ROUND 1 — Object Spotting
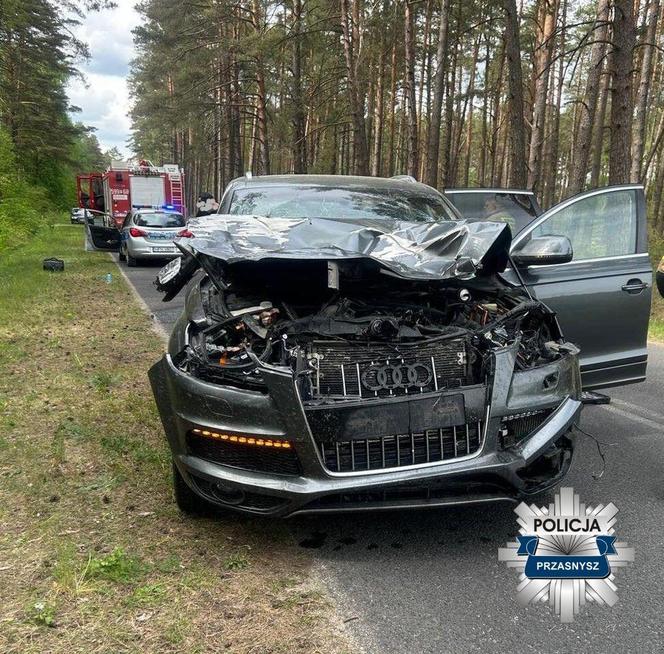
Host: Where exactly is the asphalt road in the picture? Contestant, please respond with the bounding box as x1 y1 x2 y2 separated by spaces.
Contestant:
118 255 664 653
112 257 185 339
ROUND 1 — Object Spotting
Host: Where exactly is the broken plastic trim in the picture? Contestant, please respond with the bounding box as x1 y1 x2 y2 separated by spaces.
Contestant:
155 243 200 301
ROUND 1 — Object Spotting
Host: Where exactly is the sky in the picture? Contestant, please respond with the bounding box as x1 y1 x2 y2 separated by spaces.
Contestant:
66 0 141 158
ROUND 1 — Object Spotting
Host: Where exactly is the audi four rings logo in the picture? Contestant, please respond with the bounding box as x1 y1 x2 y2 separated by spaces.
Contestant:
361 362 433 391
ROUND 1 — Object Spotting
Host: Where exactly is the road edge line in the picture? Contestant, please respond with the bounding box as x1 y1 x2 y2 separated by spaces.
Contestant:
108 253 169 344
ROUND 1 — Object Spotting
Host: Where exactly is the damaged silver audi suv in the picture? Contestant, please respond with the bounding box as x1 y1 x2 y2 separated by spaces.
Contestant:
136 175 651 516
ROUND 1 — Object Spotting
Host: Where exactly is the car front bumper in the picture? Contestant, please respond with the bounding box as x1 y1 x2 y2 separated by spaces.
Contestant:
149 344 582 517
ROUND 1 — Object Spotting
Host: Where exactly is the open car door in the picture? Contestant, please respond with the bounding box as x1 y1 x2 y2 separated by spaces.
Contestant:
84 211 121 252
509 185 651 390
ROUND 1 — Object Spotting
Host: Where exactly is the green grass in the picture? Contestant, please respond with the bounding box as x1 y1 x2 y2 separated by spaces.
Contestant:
28 600 57 628
85 548 146 584
0 218 348 654
124 583 168 608
89 370 120 392
223 551 251 571
649 314 664 341
649 231 664 342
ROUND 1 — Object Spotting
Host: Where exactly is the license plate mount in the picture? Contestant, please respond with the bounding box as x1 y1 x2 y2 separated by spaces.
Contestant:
306 393 466 442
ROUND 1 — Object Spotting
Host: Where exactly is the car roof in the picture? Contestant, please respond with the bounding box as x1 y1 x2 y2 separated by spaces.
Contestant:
224 174 444 197
444 187 535 196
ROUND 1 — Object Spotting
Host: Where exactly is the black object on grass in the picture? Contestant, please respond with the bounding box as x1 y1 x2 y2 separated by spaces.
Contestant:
43 258 64 272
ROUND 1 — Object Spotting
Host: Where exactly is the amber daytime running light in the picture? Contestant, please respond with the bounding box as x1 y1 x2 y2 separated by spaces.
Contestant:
191 428 292 449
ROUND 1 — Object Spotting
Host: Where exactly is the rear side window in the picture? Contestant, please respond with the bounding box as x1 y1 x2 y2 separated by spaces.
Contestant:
134 212 185 228
531 189 637 261
446 192 539 234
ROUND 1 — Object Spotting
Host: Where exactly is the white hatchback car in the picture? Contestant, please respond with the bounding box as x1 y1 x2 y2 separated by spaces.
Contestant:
119 209 187 266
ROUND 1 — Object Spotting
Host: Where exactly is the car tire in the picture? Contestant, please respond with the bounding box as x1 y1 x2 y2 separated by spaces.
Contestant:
118 248 126 262
127 254 138 267
172 461 216 515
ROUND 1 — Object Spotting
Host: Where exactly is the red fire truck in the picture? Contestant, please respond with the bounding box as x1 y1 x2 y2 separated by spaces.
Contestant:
77 160 186 228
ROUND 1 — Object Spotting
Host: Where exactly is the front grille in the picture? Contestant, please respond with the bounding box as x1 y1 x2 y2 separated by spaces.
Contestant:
319 421 483 473
310 338 468 399
186 432 301 475
500 409 554 447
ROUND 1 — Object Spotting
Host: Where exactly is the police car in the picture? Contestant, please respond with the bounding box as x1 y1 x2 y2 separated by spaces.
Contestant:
119 207 188 267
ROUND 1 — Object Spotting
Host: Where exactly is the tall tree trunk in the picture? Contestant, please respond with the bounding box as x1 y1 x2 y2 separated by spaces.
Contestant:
247 110 257 172
371 46 386 176
567 0 610 194
652 152 664 230
502 0 528 188
527 0 558 195
251 0 270 174
478 36 491 186
643 110 664 179
590 55 611 186
340 0 370 174
291 0 307 173
442 1 461 185
609 0 636 184
231 13 244 177
366 75 375 167
543 0 566 207
418 0 433 178
404 0 419 177
462 38 480 186
490 44 507 186
388 41 398 176
424 0 450 187
422 13 435 181
450 54 464 183
631 0 660 182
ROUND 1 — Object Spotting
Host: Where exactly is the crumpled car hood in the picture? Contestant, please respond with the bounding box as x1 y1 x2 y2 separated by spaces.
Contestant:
181 214 512 281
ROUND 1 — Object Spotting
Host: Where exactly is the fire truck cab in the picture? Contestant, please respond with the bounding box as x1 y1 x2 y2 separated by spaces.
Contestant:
77 160 185 229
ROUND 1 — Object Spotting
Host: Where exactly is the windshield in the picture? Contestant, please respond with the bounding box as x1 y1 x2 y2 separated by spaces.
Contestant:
134 212 185 228
445 192 539 234
228 185 457 222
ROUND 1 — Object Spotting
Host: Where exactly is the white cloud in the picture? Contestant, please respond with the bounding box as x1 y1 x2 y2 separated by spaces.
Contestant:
68 73 132 152
67 0 140 157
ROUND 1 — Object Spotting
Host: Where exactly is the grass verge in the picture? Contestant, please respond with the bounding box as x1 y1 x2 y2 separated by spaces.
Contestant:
650 293 664 342
649 233 664 342
0 219 353 654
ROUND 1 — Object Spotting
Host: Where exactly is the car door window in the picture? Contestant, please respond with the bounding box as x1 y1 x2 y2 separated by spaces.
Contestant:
530 189 637 261
445 192 539 234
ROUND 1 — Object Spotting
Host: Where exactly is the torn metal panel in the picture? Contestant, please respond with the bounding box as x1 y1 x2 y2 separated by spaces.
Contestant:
181 214 512 281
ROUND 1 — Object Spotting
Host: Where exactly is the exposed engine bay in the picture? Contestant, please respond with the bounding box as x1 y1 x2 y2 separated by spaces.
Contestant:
174 259 568 400
151 210 583 514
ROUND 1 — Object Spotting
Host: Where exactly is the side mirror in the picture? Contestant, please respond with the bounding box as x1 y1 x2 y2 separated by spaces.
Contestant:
512 235 573 267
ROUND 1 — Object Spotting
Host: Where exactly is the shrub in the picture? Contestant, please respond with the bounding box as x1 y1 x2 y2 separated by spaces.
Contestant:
0 128 60 253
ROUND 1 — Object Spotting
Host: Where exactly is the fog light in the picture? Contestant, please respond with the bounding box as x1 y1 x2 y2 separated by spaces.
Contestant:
191 428 292 449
